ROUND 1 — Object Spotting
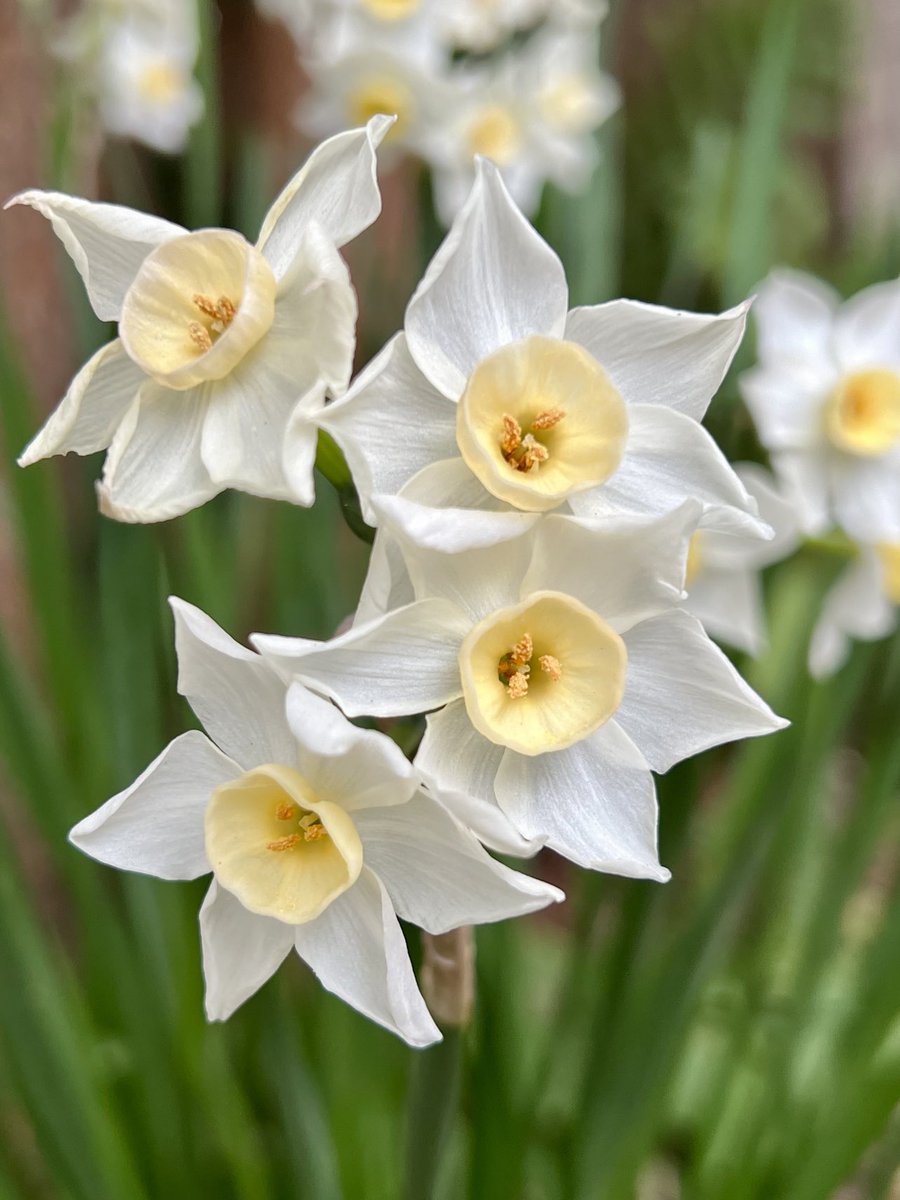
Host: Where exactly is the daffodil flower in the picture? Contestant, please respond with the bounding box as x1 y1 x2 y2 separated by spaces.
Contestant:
808 543 900 678
254 507 787 877
8 117 392 522
70 598 561 1042
318 159 763 553
740 269 900 544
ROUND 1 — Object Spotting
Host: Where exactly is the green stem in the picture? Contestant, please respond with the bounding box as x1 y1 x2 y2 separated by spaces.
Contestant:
404 1029 464 1200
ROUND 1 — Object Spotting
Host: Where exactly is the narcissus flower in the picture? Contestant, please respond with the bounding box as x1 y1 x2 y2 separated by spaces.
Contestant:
740 269 900 543
318 160 762 551
254 509 786 877
70 598 561 1043
8 118 391 522
808 544 900 678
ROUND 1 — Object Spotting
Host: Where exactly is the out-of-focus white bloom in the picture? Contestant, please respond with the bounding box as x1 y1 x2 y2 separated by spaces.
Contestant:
808 544 900 678
740 269 900 544
70 599 561 1041
320 160 761 552
256 0 316 40
254 511 787 876
8 119 391 522
683 464 801 656
437 0 551 52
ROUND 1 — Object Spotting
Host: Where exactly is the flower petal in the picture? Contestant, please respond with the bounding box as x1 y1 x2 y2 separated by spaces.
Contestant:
750 269 839 365
831 452 900 544
683 568 765 657
354 529 415 625
739 362 834 450
293 867 441 1047
494 722 668 880
405 158 568 399
69 731 239 880
170 597 297 768
318 333 457 522
415 700 540 856
354 790 563 933
97 383 221 523
373 490 538 555
6 190 184 321
564 299 749 420
701 463 801 570
253 599 470 718
256 115 394 275
615 609 788 773
769 449 831 536
808 552 896 679
19 338 144 466
200 881 294 1020
834 279 900 373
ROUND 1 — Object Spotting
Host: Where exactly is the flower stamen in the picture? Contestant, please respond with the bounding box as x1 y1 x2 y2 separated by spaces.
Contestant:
507 671 529 699
267 833 302 852
499 410 565 474
538 654 562 681
188 321 213 352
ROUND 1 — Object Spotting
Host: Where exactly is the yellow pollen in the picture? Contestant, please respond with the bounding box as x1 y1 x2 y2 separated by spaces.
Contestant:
509 633 533 668
349 76 413 140
467 105 523 165
188 321 212 352
361 0 420 18
267 833 302 852
507 671 529 699
825 369 900 456
539 654 562 681
275 802 295 821
499 410 566 474
138 62 181 104
501 413 522 457
531 408 567 432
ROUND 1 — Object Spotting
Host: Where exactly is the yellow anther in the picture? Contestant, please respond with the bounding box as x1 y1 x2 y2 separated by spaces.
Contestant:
539 654 562 681
303 823 328 842
188 321 212 352
275 802 295 821
531 408 566 432
500 413 522 457
267 833 302 852
517 435 550 473
507 671 529 699
509 633 533 668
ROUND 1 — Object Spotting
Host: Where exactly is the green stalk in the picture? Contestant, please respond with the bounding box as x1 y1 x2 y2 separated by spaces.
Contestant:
404 1030 464 1200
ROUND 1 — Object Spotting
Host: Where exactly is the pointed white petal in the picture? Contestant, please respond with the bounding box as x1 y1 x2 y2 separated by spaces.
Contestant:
834 279 900 373
97 384 221 523
256 116 394 274
615 609 788 773
354 530 415 625
253 599 470 718
750 268 839 365
294 868 441 1047
170 597 297 768
569 404 763 535
494 722 668 880
200 881 294 1020
373 490 538 555
69 731 238 880
683 568 766 657
564 299 749 420
318 334 457 522
282 384 327 508
18 339 144 466
739 362 833 450
832 453 900 544
284 682 418 811
405 159 569 398
769 449 832 536
809 552 896 679
354 791 563 933
701 463 801 570
6 190 184 320
390 529 529 623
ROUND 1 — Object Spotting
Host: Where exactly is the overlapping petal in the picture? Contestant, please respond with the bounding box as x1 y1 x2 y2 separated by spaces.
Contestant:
750 269 839 365
200 881 294 1021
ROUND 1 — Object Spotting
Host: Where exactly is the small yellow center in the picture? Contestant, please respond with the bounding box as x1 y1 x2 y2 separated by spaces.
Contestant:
685 533 704 586
119 229 277 391
204 764 363 924
459 591 627 756
876 543 900 605
456 336 629 513
467 105 523 165
825 369 900 456
360 0 420 18
349 76 413 140
539 75 596 132
138 62 182 104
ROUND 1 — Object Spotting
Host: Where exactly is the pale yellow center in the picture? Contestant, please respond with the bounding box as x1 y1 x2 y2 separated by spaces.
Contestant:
825 369 900 456
360 0 420 18
459 590 627 756
349 76 413 140
138 62 182 104
685 533 704 586
467 105 523 165
876 543 900 605
456 336 629 513
204 764 363 924
119 229 277 391
539 74 596 132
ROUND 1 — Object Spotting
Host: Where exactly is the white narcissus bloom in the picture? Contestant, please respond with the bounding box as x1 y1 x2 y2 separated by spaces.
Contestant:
740 269 900 544
70 599 561 1043
808 545 900 678
437 0 551 52
7 118 392 522
253 510 787 877
682 464 801 656
319 159 763 552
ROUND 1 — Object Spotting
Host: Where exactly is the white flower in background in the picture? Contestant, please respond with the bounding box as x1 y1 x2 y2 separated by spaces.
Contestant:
7 118 391 522
683 464 801 656
70 599 561 1042
319 160 762 553
254 510 786 876
437 0 551 52
740 269 900 544
808 544 900 678
256 0 316 41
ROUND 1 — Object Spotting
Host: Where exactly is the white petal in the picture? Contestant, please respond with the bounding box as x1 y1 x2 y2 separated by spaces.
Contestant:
318 334 457 522
69 731 238 880
19 339 145 466
6 190 184 321
373 490 538 554
354 529 415 625
294 867 441 1047
200 881 294 1020
354 791 563 933
415 700 540 856
750 268 839 365
564 299 749 420
832 453 900 544
769 449 832 536
284 682 418 811
256 116 393 275
702 463 801 570
405 159 569 398
808 552 896 679
97 384 221 523
170 597 297 767
494 722 668 880
833 279 900 373
522 508 696 634
390 528 529 623
569 404 763 535
683 568 766 657
253 599 470 718
283 383 327 508
738 362 833 451
615 609 788 773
